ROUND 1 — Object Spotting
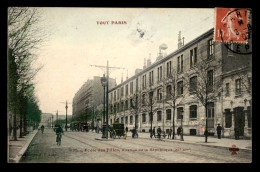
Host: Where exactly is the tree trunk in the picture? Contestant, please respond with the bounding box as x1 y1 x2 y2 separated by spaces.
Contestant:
19 115 23 138
23 115 27 136
12 112 17 141
172 105 176 139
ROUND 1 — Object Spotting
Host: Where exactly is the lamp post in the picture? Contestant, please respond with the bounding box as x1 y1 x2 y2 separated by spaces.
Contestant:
100 74 107 138
180 110 184 141
65 101 68 131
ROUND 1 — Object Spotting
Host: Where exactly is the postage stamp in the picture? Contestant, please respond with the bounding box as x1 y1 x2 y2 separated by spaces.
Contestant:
214 8 249 43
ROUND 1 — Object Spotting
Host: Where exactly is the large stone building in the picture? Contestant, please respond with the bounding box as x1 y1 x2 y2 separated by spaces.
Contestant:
72 76 116 121
107 28 252 139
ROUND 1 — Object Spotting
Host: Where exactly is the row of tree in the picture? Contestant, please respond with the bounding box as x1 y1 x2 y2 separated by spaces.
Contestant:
8 7 45 140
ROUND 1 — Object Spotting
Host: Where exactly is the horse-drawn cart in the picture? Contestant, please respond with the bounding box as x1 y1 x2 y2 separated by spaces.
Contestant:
108 122 126 139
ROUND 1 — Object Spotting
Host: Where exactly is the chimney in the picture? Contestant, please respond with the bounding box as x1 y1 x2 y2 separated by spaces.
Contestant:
143 58 146 69
178 31 183 49
147 53 152 67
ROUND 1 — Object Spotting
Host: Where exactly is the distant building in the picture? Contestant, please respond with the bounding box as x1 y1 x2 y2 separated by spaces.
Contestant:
72 76 116 121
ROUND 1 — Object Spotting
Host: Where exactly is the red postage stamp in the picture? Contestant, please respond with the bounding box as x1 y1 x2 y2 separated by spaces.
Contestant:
214 8 249 43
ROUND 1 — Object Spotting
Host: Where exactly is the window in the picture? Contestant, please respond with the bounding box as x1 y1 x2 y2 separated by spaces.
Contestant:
225 109 232 128
194 47 197 66
110 104 113 113
166 85 172 99
177 107 183 119
207 102 214 118
181 55 183 72
177 56 180 73
157 88 162 100
207 70 213 92
149 112 153 122
142 75 146 89
130 116 133 124
125 116 128 125
117 103 120 112
190 105 197 118
125 100 128 110
114 91 116 101
130 98 134 108
190 49 193 68
121 102 124 112
121 117 124 124
189 76 197 92
160 66 162 81
167 61 172 77
130 82 133 94
157 66 162 82
235 78 241 95
166 109 171 120
142 114 146 123
142 94 146 105
208 38 214 59
110 93 113 102
225 83 230 96
125 84 128 96
157 111 162 121
136 78 138 92
114 104 116 114
117 89 120 100
149 91 154 104
149 71 154 86
121 87 124 97
177 81 183 95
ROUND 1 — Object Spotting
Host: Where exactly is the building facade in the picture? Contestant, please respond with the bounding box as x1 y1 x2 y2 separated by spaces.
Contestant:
72 76 116 122
107 28 252 138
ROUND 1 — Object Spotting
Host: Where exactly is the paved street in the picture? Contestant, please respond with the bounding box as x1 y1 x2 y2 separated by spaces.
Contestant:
20 128 252 163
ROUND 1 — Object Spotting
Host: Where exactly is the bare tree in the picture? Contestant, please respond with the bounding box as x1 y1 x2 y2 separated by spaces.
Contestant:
185 52 223 142
8 7 47 140
164 69 189 139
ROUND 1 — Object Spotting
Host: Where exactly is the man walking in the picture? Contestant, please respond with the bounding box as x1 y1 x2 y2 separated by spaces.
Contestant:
157 126 162 139
151 127 156 138
216 124 222 139
168 128 172 139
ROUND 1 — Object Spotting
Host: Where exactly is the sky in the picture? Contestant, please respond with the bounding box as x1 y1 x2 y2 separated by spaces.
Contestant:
32 8 215 116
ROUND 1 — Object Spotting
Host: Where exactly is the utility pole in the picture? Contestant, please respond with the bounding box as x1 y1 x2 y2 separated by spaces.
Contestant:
90 61 125 139
60 101 72 131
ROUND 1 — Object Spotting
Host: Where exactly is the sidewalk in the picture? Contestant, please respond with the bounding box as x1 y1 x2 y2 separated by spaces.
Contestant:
8 129 39 163
134 132 252 152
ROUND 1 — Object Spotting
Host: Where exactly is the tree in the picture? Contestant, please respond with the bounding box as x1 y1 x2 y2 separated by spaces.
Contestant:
8 7 46 140
185 54 222 143
164 69 188 139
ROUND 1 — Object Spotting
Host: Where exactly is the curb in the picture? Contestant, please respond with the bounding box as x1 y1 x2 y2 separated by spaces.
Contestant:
131 135 252 153
9 129 39 163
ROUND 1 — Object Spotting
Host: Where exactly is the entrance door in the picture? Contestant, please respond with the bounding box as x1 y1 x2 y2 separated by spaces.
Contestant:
234 107 245 136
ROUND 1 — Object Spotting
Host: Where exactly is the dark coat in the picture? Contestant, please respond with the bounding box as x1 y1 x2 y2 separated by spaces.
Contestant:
157 128 162 134
217 126 222 134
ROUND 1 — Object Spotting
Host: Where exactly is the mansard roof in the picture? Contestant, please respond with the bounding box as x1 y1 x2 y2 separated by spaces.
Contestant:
109 28 214 92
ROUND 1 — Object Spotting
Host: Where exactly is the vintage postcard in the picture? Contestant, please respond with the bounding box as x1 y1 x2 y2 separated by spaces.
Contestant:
7 7 252 163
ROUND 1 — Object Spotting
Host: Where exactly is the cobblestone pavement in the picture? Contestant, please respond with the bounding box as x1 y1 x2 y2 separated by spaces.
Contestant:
20 128 252 163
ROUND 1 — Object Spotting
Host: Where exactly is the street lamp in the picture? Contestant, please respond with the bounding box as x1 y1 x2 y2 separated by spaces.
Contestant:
100 74 107 138
180 110 184 141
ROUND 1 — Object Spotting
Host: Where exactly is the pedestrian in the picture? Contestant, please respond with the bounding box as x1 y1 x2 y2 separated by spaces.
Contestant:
168 128 172 139
157 126 162 139
234 127 239 140
151 127 156 138
177 127 181 136
216 123 222 139
41 125 45 134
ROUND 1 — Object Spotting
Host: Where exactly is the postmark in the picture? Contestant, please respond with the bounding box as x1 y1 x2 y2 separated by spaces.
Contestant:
214 8 252 55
